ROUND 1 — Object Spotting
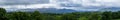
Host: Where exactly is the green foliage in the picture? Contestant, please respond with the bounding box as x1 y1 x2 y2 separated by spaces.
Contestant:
31 10 44 20
88 13 102 20
101 11 112 20
0 8 7 20
0 8 6 13
7 11 31 20
79 16 89 20
60 13 79 20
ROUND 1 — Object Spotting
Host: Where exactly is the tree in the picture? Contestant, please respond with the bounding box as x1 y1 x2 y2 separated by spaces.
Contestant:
111 11 120 19
54 16 62 20
0 8 8 20
31 10 44 20
78 16 89 20
101 11 112 20
0 8 6 13
88 13 102 20
9 11 31 20
60 14 78 20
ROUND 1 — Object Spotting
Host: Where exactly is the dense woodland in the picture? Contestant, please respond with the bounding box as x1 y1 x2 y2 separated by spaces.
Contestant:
0 8 120 20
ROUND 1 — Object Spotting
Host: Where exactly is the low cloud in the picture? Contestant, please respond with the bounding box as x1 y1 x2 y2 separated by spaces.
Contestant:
0 0 120 11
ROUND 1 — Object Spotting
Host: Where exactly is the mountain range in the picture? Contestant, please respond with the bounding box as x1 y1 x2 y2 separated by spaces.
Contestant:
6 7 120 13
99 7 120 12
17 8 77 13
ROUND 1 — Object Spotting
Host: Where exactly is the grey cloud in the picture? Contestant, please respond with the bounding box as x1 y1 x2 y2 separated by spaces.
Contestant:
56 0 69 2
0 0 50 5
1 0 120 11
59 3 82 7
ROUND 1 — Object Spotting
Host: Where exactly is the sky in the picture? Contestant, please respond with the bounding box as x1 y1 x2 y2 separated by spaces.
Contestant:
0 0 120 11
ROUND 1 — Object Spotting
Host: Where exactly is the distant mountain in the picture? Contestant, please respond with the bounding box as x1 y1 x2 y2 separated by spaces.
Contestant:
18 8 77 13
99 7 120 12
7 7 120 13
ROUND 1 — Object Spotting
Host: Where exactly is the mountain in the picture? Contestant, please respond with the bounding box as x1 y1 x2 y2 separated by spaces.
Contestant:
18 8 77 13
99 7 120 12
7 7 120 13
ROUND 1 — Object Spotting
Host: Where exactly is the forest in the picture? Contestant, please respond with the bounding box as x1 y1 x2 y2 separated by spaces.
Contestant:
0 8 120 20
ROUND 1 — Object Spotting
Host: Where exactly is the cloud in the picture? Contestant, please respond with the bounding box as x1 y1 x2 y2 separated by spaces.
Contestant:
0 0 50 5
0 0 120 11
59 3 82 7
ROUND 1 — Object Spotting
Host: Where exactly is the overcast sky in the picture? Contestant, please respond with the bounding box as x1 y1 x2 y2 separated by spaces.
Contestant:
0 0 120 11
